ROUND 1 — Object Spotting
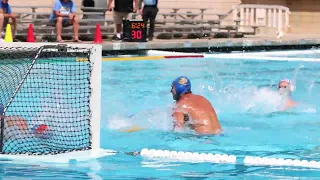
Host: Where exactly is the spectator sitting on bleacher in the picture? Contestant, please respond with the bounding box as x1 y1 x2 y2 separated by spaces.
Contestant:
49 0 81 43
0 0 17 41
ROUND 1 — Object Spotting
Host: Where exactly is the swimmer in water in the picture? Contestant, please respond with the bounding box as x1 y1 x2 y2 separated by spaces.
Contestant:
0 104 51 140
171 76 222 135
278 78 297 110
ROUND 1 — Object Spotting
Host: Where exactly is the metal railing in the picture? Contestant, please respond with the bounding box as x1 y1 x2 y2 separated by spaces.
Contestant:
232 4 290 32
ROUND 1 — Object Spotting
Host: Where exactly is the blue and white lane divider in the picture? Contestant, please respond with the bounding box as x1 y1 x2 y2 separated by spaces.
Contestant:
139 149 320 169
140 149 236 164
244 156 320 168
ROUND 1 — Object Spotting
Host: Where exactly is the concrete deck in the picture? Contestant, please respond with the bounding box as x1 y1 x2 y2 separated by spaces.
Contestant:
100 35 320 52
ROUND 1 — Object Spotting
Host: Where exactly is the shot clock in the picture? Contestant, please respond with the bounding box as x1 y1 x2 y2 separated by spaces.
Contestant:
122 20 147 42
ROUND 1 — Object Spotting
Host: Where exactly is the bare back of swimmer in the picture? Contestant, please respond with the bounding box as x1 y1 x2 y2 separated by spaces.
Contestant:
171 76 222 135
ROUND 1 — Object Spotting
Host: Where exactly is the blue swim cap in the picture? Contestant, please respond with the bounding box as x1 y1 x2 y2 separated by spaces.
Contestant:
172 76 191 96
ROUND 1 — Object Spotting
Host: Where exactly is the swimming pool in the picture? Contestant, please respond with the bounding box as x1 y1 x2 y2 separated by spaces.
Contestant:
4 49 320 179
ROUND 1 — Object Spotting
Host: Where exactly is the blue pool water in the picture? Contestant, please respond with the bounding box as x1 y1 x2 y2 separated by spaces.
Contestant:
3 49 320 179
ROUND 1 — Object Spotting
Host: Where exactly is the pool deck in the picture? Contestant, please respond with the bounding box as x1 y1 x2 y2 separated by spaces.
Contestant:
100 35 320 52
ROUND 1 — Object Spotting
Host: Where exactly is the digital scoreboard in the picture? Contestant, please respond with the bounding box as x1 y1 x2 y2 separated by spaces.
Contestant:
122 20 147 42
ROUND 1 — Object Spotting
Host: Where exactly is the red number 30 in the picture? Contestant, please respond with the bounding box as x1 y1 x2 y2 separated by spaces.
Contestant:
131 30 142 39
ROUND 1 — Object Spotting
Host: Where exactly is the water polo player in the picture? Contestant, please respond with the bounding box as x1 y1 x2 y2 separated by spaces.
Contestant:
0 104 51 140
171 76 222 135
278 78 297 110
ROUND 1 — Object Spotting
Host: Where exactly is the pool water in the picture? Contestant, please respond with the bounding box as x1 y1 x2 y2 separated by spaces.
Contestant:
4 49 320 179
102 50 320 179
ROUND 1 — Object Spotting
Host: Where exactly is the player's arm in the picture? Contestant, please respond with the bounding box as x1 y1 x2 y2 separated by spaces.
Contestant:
172 111 185 131
107 0 113 11
172 104 186 131
5 115 28 130
69 2 76 18
209 105 222 133
133 0 138 12
0 7 10 18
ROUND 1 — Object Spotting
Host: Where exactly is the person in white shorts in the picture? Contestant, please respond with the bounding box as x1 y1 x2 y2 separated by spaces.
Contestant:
107 0 138 41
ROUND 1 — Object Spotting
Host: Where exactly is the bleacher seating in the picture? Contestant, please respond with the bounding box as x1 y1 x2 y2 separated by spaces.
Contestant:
11 5 257 41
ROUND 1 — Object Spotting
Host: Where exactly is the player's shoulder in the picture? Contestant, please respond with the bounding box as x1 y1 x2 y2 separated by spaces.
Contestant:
192 94 213 106
192 94 208 100
175 99 189 109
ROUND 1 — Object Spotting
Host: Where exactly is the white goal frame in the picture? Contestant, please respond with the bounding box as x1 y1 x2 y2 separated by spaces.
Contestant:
0 42 115 163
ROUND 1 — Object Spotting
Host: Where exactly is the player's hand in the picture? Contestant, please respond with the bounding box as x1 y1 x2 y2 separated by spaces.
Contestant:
69 14 75 19
9 13 16 19
139 9 143 15
107 4 113 11
133 7 137 13
15 117 28 130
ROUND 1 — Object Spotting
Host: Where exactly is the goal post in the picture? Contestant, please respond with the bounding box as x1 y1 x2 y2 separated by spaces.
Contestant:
88 43 102 152
0 42 109 161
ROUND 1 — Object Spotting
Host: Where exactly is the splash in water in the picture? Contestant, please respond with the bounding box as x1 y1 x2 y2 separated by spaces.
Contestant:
105 83 318 133
207 83 317 114
106 105 174 132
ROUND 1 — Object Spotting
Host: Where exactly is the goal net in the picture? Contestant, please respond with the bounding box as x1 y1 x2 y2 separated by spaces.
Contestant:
0 43 102 156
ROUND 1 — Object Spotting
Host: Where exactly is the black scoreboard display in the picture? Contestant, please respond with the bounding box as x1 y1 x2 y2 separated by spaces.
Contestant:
122 20 147 42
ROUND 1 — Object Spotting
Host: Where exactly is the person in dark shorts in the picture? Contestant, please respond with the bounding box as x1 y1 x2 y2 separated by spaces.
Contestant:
138 0 158 41
0 0 16 41
108 0 138 41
